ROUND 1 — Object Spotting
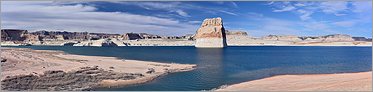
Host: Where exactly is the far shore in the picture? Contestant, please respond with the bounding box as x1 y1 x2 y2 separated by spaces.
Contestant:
0 47 196 91
216 71 372 91
1 45 372 47
1 37 371 47
1 41 371 47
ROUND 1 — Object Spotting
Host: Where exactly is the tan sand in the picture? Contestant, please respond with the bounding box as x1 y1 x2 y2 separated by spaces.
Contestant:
0 47 196 90
216 72 372 91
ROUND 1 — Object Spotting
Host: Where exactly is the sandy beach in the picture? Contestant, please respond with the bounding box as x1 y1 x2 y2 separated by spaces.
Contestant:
0 47 196 91
216 72 372 91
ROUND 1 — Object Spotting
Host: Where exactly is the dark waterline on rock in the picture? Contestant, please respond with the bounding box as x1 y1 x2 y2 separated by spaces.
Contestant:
6 46 372 91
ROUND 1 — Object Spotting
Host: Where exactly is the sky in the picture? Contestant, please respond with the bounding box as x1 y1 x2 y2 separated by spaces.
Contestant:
1 1 372 37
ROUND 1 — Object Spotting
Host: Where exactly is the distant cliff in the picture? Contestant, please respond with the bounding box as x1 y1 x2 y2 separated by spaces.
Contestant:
262 34 366 42
1 29 28 41
1 25 371 47
1 29 193 42
73 39 118 47
262 35 302 42
225 30 248 36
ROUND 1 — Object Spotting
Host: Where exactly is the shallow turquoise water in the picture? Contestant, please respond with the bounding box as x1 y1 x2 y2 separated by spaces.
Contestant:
8 46 372 91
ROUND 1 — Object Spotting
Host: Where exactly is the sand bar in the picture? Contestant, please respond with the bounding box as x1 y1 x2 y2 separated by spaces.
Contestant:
0 47 196 91
216 72 372 91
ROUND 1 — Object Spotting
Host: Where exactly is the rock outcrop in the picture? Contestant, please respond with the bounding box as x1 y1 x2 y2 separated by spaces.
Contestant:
300 34 355 42
194 17 227 48
73 39 117 47
352 37 372 41
30 31 90 41
110 38 127 46
225 30 248 36
1 58 6 63
24 34 42 42
321 34 354 42
225 30 251 45
121 33 143 40
261 34 355 42
1 29 28 41
262 35 302 42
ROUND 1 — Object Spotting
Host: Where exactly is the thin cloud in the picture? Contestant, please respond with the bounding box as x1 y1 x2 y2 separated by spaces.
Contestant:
266 1 275 5
319 1 348 16
115 1 240 17
188 21 202 24
218 10 238 16
175 10 190 17
297 9 313 21
351 1 372 13
294 3 306 7
115 2 191 17
273 6 296 12
247 12 264 18
268 1 353 20
1 1 199 36
231 2 239 8
333 21 357 27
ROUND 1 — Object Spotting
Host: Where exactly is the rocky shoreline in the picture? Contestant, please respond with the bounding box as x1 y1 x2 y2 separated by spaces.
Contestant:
0 48 196 91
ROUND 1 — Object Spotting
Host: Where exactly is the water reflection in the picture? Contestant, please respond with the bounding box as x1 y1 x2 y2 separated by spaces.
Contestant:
195 48 225 89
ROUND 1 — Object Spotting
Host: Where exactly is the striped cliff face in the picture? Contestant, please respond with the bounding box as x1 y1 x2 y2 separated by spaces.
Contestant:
195 17 225 39
195 17 227 48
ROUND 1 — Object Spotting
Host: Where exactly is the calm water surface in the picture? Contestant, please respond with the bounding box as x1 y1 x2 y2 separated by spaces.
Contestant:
9 46 372 91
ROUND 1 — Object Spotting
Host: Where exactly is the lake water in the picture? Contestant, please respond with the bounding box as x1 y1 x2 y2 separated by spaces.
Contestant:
8 46 372 91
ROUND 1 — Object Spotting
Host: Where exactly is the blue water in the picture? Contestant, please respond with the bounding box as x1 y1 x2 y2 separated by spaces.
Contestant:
7 46 372 91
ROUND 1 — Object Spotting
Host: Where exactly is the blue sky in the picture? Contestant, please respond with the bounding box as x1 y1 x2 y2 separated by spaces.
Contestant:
1 1 372 37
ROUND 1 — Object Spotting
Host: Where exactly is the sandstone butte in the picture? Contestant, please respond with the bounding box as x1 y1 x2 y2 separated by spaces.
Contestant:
195 17 227 48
